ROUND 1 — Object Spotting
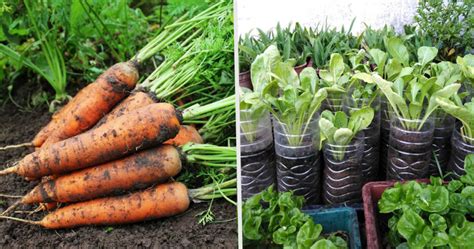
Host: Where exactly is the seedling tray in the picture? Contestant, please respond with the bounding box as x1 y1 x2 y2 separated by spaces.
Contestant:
304 207 362 249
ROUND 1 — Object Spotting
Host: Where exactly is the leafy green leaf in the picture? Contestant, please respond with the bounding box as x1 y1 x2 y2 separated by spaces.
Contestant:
300 67 318 94
379 183 403 213
348 107 374 132
310 239 338 249
387 37 409 66
352 72 375 84
397 208 431 248
461 154 474 185
368 48 387 75
417 46 438 67
296 220 322 248
448 219 474 248
334 111 348 128
417 185 449 213
334 128 353 146
329 53 344 81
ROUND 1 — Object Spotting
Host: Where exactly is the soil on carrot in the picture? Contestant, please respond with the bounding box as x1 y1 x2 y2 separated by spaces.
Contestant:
0 102 237 248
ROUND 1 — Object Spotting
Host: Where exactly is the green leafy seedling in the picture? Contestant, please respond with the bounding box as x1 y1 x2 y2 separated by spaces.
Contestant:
242 186 347 248
250 45 328 146
319 107 374 160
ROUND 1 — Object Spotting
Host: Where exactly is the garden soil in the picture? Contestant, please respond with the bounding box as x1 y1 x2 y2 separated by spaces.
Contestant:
0 97 237 248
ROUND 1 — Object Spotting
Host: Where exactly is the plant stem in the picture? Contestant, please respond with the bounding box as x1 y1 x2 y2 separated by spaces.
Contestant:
188 178 236 200
182 95 235 121
182 143 236 168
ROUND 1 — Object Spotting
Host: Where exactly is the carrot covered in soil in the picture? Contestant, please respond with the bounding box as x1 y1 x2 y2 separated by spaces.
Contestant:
0 3 224 151
0 179 236 229
2 182 190 229
0 142 235 216
22 145 181 204
0 103 182 179
93 88 160 129
94 95 234 146
40 62 139 147
8 143 233 206
164 125 203 146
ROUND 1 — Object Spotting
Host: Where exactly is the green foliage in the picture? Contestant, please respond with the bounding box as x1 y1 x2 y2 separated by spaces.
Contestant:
144 1 234 104
356 38 461 130
303 21 360 69
318 53 350 90
436 97 474 140
0 0 152 107
239 22 310 72
141 1 234 145
360 25 396 51
250 45 328 146
243 186 348 248
457 54 474 90
319 108 374 146
414 0 473 62
378 154 474 248
164 0 210 17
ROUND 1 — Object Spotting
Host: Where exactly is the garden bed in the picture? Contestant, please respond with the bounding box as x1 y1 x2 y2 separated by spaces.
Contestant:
0 100 237 248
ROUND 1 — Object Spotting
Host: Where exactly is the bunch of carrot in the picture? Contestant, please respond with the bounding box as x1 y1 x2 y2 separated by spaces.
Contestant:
0 1 236 229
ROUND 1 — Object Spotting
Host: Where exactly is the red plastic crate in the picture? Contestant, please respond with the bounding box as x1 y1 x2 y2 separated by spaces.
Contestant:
362 179 432 249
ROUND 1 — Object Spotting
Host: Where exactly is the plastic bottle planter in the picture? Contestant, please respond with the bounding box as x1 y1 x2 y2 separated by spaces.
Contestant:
273 118 322 205
379 98 391 179
343 97 381 183
429 114 455 176
386 117 434 180
323 91 345 112
448 126 474 179
240 110 275 200
322 135 364 205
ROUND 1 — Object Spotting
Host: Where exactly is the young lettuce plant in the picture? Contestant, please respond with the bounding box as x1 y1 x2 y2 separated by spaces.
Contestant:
319 108 374 160
318 53 351 93
355 45 461 131
251 45 328 147
378 154 474 248
243 186 348 248
345 49 380 109
367 37 419 81
347 78 379 110
429 61 464 118
436 97 474 142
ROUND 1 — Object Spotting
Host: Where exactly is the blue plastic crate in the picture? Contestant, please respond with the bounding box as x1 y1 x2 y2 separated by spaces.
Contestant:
304 207 361 249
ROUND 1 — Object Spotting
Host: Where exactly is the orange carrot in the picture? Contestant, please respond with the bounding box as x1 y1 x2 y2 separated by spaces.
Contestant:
35 61 139 147
21 145 181 204
93 88 159 129
164 125 203 146
1 182 190 229
0 103 182 179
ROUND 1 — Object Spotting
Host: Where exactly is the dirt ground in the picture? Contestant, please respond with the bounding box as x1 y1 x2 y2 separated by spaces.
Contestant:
0 101 237 248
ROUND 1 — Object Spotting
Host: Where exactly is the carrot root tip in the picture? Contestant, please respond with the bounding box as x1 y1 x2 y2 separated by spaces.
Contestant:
0 166 18 176
1 201 21 216
0 142 33 151
0 215 40 226
0 194 22 198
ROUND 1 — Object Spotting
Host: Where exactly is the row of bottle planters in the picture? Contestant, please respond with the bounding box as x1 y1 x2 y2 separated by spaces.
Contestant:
241 99 472 204
303 180 432 249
